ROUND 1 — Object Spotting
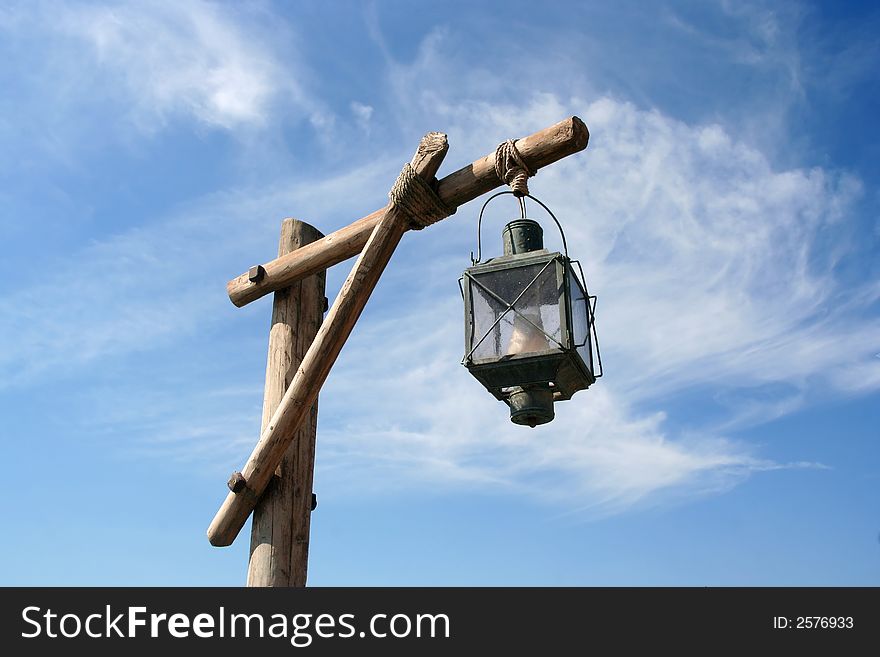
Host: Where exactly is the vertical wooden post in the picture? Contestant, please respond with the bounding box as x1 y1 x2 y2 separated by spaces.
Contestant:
247 219 325 587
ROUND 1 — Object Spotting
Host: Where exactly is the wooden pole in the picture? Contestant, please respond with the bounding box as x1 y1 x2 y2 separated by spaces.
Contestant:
227 116 589 307
247 219 325 587
207 132 450 547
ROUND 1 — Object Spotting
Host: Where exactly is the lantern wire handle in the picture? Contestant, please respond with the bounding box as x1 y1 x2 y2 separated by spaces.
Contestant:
471 190 570 265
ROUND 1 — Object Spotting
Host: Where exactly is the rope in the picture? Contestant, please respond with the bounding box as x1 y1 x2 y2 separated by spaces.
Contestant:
388 163 456 230
494 139 534 197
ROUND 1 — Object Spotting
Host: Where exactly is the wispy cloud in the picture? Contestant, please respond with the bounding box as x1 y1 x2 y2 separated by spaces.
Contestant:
370 25 878 412
315 301 826 515
0 1 314 140
572 98 875 403
0 155 401 388
54 0 295 131
299 36 876 511
350 101 374 135
3 11 876 517
7 86 870 512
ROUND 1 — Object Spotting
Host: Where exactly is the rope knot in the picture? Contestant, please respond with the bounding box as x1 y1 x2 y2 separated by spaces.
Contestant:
495 139 534 197
388 163 456 230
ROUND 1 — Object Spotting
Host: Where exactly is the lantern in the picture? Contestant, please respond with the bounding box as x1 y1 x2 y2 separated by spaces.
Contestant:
461 192 602 427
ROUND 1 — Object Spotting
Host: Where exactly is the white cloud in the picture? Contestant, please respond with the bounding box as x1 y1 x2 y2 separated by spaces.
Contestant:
830 360 880 394
53 0 300 131
8 87 869 514
570 97 876 405
3 14 876 516
0 155 401 388
314 299 825 515
371 47 878 410
350 101 374 134
303 78 876 512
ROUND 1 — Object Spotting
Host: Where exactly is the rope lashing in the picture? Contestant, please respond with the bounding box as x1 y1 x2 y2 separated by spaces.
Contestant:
388 162 456 230
494 139 534 197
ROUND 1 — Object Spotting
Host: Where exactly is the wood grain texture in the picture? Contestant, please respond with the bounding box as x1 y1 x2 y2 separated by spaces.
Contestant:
246 219 325 587
208 133 450 547
227 116 589 307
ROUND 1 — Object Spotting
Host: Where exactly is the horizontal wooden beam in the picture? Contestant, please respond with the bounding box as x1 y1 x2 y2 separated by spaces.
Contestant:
227 116 589 307
208 133 450 547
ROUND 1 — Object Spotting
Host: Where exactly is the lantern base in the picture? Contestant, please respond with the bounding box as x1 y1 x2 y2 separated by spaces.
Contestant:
507 385 555 428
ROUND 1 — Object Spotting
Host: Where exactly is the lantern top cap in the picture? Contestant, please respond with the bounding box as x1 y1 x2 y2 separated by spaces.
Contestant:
502 218 544 256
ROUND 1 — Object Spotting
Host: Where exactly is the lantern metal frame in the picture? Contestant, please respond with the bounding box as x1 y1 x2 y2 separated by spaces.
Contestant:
460 192 603 406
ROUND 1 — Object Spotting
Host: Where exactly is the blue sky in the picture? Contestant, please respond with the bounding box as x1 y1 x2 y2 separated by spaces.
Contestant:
1 0 878 585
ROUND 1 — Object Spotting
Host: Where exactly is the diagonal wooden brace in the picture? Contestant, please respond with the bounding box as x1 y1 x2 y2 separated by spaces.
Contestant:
207 132 450 547
227 116 589 307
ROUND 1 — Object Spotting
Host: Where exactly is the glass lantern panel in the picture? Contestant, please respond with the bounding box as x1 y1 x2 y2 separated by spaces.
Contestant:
469 261 562 362
567 264 593 373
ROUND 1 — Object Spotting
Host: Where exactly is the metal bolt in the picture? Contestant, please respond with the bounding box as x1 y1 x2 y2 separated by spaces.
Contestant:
227 471 246 493
311 493 317 511
248 265 266 283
